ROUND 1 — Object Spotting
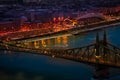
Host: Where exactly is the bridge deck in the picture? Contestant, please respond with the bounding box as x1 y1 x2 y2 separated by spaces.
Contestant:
0 42 120 68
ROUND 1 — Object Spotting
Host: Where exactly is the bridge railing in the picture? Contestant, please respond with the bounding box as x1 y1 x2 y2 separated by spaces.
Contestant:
0 41 120 68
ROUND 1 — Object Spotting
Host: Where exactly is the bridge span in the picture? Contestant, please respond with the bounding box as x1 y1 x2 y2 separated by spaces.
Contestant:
0 31 120 68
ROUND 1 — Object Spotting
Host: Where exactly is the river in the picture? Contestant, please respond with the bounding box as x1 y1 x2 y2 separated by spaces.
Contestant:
0 25 120 80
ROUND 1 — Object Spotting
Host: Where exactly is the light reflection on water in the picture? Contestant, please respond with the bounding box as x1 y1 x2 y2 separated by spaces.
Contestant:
20 25 120 49
22 36 69 49
21 35 85 49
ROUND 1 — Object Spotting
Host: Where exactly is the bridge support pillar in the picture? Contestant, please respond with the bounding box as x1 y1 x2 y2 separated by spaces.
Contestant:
93 65 109 80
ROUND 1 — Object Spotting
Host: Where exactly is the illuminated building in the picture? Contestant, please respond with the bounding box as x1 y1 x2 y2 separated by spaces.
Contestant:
0 21 20 33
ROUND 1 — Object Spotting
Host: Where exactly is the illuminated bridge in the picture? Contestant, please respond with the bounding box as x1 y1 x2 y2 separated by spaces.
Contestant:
0 31 120 68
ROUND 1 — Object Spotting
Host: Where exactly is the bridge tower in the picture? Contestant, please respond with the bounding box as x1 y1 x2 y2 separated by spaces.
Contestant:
95 33 100 57
103 30 108 56
93 32 109 80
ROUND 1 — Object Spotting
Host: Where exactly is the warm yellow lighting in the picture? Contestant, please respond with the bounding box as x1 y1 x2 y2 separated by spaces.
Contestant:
95 55 101 59
62 36 68 46
34 41 39 48
55 37 61 44
41 40 46 48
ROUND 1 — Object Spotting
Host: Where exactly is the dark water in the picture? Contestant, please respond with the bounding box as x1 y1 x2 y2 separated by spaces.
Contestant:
0 51 94 80
0 26 120 80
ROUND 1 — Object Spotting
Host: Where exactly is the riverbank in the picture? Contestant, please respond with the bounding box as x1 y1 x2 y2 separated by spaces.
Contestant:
14 19 120 42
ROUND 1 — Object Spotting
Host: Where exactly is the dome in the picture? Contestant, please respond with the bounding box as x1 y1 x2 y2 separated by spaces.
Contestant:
20 16 28 22
76 13 105 20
